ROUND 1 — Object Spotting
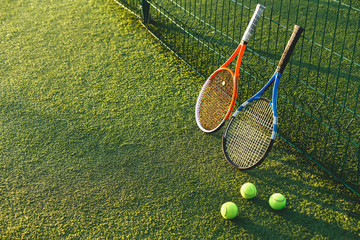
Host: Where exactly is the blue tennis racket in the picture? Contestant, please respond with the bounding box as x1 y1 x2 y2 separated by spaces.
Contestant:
222 25 304 169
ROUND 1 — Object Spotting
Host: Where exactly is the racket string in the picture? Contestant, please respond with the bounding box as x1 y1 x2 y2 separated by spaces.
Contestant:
225 100 273 168
197 70 233 130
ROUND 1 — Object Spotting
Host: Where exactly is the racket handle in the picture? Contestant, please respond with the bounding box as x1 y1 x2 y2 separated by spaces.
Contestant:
276 25 305 73
242 4 266 43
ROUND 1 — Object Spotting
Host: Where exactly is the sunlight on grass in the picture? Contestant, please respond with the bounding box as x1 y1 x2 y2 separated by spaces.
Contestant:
0 0 359 238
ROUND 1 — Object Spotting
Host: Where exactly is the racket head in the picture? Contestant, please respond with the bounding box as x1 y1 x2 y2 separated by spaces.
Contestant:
222 97 275 169
195 68 237 133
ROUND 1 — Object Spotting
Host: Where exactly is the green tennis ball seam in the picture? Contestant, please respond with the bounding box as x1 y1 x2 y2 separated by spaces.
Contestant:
272 194 285 202
273 198 285 203
243 189 256 197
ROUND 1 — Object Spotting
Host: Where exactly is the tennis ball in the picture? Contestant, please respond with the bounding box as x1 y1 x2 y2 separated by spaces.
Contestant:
240 182 257 199
220 202 238 219
269 193 286 210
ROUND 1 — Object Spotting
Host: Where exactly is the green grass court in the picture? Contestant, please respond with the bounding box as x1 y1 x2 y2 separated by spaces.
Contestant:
1 0 359 238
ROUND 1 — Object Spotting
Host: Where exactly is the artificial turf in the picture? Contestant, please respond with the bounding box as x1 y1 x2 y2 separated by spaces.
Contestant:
0 0 359 238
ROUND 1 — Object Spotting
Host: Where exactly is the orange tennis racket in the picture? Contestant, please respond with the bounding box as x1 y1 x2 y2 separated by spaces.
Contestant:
195 4 265 133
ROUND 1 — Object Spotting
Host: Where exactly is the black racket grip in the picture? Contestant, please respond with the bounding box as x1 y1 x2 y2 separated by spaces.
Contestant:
276 25 304 74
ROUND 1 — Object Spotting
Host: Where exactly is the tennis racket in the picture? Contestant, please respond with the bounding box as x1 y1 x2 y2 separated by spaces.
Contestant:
195 4 265 133
222 25 304 169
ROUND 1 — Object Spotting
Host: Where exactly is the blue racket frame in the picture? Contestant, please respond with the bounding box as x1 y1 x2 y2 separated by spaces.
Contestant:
222 25 304 170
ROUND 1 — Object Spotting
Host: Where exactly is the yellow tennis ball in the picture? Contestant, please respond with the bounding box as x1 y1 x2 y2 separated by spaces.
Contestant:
220 202 238 219
269 193 286 210
240 182 257 199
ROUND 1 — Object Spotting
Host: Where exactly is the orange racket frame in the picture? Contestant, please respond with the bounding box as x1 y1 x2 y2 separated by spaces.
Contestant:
195 4 265 133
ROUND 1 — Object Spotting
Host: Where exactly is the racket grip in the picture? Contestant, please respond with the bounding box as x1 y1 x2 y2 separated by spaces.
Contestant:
242 4 266 43
276 25 305 73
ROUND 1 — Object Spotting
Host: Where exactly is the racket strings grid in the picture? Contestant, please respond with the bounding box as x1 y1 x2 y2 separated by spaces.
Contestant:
196 69 234 131
223 98 274 169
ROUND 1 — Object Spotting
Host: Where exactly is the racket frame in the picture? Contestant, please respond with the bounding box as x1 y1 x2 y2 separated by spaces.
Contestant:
222 25 304 169
222 72 281 169
195 44 246 133
195 4 265 133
